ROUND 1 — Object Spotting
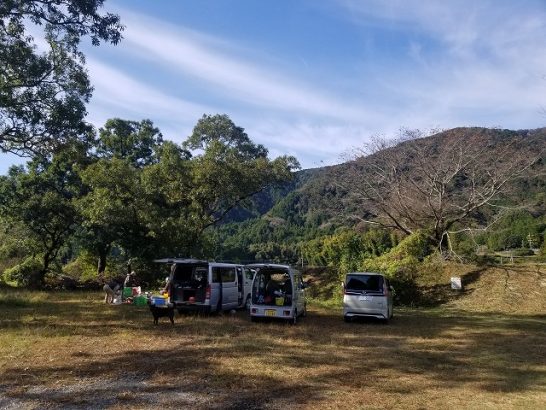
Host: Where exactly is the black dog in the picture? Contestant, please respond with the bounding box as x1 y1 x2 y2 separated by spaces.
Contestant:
149 304 175 325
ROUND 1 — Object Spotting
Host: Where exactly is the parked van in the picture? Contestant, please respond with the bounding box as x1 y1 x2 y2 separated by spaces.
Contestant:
248 263 306 324
156 259 253 314
342 272 394 323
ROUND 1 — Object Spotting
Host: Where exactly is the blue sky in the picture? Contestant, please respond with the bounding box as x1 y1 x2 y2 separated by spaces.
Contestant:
2 0 546 173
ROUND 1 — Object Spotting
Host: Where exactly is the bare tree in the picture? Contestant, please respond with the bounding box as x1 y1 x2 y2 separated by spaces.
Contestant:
338 127 546 254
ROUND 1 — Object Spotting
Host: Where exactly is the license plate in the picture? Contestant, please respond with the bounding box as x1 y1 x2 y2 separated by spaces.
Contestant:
265 309 276 317
359 296 371 301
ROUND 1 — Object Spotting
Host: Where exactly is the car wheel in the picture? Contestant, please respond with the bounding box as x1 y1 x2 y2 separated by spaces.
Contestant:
250 315 258 322
291 310 298 325
343 315 351 323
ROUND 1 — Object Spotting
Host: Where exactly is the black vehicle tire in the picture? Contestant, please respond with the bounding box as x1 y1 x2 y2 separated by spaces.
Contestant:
250 315 258 322
343 315 351 323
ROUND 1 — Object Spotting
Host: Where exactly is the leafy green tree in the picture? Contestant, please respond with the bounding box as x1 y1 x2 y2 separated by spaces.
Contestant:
77 157 148 274
0 0 122 155
96 118 163 167
0 147 86 287
183 114 299 251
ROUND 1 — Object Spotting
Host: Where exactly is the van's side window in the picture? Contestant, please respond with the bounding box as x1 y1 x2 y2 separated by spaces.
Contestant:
212 267 236 283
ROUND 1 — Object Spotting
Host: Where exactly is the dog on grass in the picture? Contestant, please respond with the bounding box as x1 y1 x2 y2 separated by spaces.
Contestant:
148 304 175 325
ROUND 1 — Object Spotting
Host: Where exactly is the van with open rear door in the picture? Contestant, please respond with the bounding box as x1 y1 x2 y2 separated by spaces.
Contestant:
155 259 253 314
248 263 306 324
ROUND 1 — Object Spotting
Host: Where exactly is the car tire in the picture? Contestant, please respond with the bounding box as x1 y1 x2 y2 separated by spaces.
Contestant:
291 310 297 325
343 315 350 323
250 315 258 322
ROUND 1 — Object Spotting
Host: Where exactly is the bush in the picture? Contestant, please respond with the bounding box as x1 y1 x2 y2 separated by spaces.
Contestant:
3 257 43 287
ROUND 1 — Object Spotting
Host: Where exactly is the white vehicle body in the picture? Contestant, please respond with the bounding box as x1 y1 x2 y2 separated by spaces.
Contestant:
248 263 306 324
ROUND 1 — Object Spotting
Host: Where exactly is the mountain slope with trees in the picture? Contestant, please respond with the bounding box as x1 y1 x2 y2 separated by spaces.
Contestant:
212 127 546 265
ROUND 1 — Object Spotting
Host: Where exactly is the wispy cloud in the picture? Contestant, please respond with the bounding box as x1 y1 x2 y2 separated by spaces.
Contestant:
113 9 378 123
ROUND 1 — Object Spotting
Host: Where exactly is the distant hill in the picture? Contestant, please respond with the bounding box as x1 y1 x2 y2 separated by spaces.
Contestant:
212 127 546 262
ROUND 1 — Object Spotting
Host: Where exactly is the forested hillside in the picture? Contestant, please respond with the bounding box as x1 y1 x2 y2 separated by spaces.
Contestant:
212 127 546 266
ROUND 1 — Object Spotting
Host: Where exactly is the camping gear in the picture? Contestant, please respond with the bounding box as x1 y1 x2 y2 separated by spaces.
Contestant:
122 287 132 298
133 295 147 306
131 286 141 296
275 297 285 306
151 295 166 306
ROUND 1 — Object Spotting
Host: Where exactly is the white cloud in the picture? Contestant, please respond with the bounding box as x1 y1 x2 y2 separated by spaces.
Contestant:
113 9 379 123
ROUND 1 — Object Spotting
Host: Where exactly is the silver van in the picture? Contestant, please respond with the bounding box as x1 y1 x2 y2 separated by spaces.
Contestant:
157 259 253 314
342 272 394 323
248 263 307 324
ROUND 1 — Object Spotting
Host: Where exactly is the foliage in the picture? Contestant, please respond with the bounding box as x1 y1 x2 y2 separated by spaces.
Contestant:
0 0 123 155
96 118 163 167
0 148 85 287
3 256 42 287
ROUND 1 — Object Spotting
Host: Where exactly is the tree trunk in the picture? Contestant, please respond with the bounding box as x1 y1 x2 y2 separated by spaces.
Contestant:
97 245 109 274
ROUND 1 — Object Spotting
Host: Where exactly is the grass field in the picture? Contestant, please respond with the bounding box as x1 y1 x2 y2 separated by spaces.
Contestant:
0 265 545 409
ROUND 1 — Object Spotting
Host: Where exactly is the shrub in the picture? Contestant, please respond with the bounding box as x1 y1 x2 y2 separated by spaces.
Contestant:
3 256 43 287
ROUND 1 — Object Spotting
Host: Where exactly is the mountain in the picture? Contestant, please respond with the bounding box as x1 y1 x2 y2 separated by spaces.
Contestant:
212 127 546 263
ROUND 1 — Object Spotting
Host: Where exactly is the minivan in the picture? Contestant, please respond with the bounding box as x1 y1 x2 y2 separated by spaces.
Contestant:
342 272 394 323
157 259 254 314
248 263 306 324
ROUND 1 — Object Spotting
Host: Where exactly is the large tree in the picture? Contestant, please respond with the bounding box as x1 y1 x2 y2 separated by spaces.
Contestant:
0 0 122 155
338 128 546 254
182 114 300 250
0 143 88 287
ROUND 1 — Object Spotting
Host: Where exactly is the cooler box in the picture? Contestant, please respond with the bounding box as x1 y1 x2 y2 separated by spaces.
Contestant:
151 296 167 306
122 287 132 298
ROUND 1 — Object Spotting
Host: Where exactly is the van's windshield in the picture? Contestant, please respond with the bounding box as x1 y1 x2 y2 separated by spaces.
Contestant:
345 275 383 292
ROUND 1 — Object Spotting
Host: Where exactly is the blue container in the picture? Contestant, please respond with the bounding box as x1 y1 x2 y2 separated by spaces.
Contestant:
151 296 166 306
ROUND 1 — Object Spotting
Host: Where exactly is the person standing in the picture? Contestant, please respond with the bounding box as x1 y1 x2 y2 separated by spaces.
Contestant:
124 271 137 288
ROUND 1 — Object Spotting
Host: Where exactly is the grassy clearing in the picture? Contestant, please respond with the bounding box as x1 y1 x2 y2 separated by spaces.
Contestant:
0 266 545 409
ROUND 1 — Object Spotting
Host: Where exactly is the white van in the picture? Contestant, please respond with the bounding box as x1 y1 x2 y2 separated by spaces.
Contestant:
248 263 306 324
156 259 253 314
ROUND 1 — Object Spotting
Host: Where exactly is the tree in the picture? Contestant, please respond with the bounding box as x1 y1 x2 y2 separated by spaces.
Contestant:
77 157 148 274
183 114 300 251
0 145 87 287
96 118 163 167
338 128 546 254
0 0 123 155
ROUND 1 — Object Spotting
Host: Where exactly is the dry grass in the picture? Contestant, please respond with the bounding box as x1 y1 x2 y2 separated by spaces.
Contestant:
0 266 545 409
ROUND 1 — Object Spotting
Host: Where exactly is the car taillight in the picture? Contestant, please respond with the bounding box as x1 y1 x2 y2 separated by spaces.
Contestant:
251 308 257 314
205 285 211 300
283 310 291 316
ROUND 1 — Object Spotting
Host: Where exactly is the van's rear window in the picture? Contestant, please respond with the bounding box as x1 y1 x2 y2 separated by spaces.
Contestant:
346 275 383 292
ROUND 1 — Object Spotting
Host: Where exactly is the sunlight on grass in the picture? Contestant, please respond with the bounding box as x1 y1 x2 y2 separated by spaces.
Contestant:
0 289 544 409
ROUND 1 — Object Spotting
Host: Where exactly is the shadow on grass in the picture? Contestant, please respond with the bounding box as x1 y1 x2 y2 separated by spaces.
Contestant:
1 293 545 408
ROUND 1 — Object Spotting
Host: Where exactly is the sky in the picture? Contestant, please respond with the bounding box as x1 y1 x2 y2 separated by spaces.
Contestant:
2 0 546 173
